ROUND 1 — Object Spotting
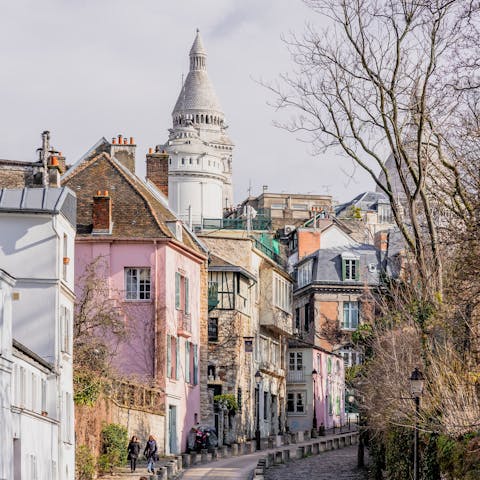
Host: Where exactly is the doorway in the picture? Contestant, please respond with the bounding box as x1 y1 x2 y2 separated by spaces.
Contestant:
168 405 178 454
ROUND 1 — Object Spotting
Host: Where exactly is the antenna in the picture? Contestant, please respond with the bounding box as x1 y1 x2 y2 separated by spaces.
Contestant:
247 179 252 197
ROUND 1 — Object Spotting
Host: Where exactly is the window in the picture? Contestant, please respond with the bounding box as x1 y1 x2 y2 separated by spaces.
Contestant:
295 308 300 331
60 306 72 354
263 392 268 420
289 352 303 371
237 388 242 413
62 234 68 280
297 261 312 288
175 272 190 313
41 379 47 412
63 392 72 444
338 347 364 367
287 391 306 414
167 335 179 380
125 268 151 300
271 203 284 210
193 344 198 385
342 301 359 330
342 255 359 281
208 318 218 342
185 340 191 383
378 203 393 224
292 203 308 210
273 273 292 313
304 304 310 332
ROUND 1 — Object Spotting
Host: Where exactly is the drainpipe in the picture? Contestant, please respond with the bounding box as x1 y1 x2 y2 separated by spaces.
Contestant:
153 240 158 381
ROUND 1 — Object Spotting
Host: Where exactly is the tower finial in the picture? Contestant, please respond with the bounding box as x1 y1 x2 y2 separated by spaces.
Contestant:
196 28 200 33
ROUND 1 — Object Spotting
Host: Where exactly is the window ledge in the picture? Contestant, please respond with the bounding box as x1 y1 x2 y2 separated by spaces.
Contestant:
124 299 153 303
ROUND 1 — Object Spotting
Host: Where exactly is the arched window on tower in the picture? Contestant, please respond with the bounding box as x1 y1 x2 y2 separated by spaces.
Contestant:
206 116 209 124
196 114 199 123
181 158 185 165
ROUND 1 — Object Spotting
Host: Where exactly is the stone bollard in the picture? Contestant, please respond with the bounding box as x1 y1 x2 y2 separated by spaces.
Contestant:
304 430 311 441
296 446 305 459
345 435 351 446
176 455 183 471
261 438 269 450
266 452 275 467
305 444 312 456
339 436 346 448
298 431 304 442
220 445 229 457
169 460 178 476
333 438 339 449
319 441 326 452
190 451 198 465
156 467 168 480
274 450 283 464
182 453 190 468
282 449 290 463
244 441 252 454
351 434 358 445
211 448 218 460
231 443 239 456
267 436 275 449
201 448 209 463
312 442 320 455
165 462 174 479
326 439 333 450
283 433 290 445
311 428 318 438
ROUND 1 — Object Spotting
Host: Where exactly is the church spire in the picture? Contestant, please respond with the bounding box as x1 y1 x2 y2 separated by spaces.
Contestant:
189 29 207 71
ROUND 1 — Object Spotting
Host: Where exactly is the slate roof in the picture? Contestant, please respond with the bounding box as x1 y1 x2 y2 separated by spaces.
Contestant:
296 244 382 288
209 253 256 281
335 191 389 216
0 187 76 227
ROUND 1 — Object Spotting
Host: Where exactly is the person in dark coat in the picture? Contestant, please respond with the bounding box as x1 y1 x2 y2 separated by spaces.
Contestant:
143 435 158 474
127 435 141 472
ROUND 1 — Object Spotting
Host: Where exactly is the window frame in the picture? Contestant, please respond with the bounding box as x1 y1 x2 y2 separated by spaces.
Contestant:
342 301 360 330
208 317 219 342
286 390 306 414
125 267 151 301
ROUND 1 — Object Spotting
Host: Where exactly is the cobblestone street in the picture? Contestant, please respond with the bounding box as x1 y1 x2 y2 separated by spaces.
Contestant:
265 446 368 480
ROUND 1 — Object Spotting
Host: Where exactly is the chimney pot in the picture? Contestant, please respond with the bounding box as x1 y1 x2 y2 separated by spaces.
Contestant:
96 190 102 196
50 156 59 166
104 190 109 196
130 137 134 145
112 138 117 144
148 147 153 154
118 134 123 145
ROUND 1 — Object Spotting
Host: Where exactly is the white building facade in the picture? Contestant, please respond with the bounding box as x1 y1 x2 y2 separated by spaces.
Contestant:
160 30 234 227
0 187 76 480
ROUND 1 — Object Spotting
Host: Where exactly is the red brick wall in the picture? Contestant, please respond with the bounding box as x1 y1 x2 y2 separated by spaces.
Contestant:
146 153 169 198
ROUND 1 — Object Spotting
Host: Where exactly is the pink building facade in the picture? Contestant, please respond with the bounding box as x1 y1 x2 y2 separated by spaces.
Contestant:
63 139 207 454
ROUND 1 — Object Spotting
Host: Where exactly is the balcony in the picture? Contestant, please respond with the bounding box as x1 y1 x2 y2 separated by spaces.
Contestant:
259 309 293 336
208 281 219 312
287 369 306 383
177 311 192 338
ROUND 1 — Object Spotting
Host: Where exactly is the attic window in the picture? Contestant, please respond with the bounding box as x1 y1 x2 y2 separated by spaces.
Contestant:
341 253 359 281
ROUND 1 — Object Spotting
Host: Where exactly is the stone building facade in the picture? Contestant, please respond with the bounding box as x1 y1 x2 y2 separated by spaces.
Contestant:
199 233 293 443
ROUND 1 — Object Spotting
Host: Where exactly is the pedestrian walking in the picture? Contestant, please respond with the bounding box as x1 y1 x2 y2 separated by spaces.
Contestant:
143 435 158 474
127 435 141 472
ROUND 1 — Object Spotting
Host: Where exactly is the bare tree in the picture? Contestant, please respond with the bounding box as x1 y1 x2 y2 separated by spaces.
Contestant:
268 0 480 302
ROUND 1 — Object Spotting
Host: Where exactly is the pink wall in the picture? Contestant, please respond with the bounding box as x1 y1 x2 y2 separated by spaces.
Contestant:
75 240 202 453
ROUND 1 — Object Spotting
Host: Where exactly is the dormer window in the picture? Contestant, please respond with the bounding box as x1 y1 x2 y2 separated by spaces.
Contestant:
341 253 359 281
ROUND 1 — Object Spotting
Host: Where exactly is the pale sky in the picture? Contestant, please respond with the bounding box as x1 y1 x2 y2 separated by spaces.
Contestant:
0 0 374 204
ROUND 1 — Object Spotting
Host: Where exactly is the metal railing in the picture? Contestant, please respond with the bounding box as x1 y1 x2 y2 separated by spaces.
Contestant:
287 369 305 383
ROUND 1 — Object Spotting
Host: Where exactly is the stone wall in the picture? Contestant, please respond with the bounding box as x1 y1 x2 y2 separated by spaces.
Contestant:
75 395 166 456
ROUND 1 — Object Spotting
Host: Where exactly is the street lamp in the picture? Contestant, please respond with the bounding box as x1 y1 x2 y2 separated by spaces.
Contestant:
410 367 425 480
312 369 318 433
255 370 263 450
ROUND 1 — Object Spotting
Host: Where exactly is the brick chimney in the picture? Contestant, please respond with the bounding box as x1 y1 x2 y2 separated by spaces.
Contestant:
146 149 169 197
374 230 388 252
110 134 136 173
92 190 112 234
297 229 321 260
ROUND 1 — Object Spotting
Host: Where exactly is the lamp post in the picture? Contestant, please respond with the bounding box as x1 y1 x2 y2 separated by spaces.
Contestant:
410 367 425 480
255 370 262 450
312 369 318 433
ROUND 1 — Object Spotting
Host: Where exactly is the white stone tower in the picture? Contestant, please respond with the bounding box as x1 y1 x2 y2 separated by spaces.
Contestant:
159 29 234 227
